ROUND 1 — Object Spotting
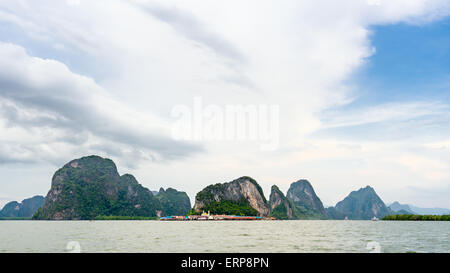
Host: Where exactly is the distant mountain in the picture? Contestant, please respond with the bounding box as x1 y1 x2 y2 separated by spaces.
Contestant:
286 180 327 219
331 186 391 220
0 196 45 218
388 201 450 215
193 176 269 216
388 201 414 214
394 209 414 215
269 185 298 220
407 204 450 215
33 155 190 220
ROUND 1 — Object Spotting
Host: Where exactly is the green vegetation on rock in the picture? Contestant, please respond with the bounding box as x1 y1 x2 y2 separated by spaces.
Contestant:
286 180 328 219
193 176 269 216
200 201 259 216
269 185 299 220
186 209 200 216
33 155 191 220
330 186 391 220
382 214 450 221
155 188 191 216
27 155 428 221
270 203 292 220
0 196 45 218
325 207 346 220
0 217 32 220
241 176 267 204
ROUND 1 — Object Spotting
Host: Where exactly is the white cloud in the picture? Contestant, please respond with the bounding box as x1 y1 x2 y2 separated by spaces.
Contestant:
387 154 449 181
0 42 201 166
0 0 449 207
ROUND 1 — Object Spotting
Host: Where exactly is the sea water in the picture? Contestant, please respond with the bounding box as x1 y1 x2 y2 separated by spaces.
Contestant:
0 220 448 253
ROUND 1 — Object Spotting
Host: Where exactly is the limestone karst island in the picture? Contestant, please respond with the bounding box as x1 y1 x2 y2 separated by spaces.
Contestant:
2 155 442 222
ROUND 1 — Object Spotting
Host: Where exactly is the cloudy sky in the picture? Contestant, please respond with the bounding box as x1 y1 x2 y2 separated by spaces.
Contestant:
1 0 450 209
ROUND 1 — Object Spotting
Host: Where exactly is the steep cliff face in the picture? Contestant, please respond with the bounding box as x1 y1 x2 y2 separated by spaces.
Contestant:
286 180 327 219
388 201 414 214
155 187 191 216
333 186 390 220
269 185 297 220
33 155 190 220
0 196 45 218
193 176 269 216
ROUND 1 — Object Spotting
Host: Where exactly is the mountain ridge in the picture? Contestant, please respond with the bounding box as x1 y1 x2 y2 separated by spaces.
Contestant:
328 186 391 220
33 155 190 220
7 155 445 220
269 185 298 219
0 195 45 218
193 176 270 216
389 201 450 215
286 180 327 219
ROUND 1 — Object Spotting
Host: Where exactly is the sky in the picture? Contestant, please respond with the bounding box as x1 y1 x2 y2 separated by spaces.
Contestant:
1 0 450 209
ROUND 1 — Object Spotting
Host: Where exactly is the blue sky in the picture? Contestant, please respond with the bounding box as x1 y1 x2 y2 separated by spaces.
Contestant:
353 17 450 106
318 16 450 143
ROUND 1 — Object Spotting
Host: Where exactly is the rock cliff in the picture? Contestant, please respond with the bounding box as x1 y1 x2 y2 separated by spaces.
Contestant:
331 186 390 220
155 187 191 216
193 176 269 216
286 180 327 219
269 185 297 219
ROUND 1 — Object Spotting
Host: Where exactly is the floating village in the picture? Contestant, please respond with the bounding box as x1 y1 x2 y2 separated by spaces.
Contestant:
160 211 276 221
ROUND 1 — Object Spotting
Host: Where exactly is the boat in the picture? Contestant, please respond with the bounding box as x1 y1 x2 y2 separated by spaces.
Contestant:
371 216 379 221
